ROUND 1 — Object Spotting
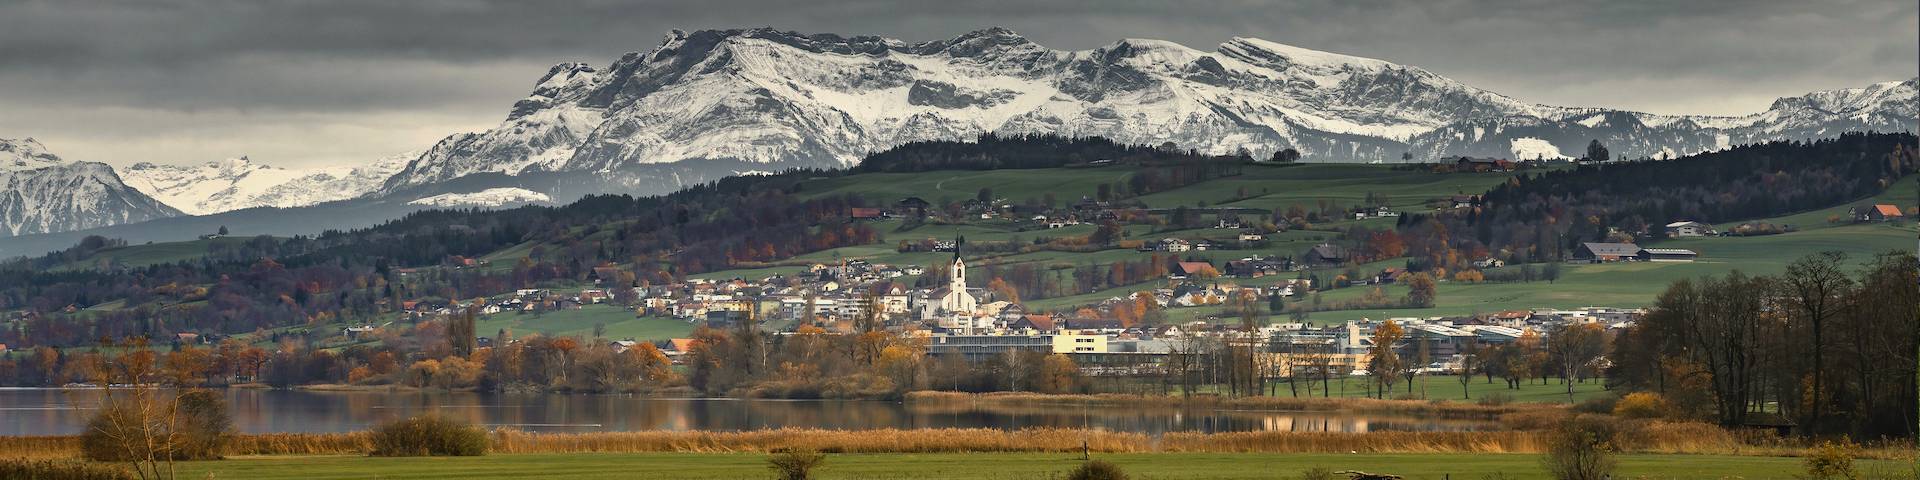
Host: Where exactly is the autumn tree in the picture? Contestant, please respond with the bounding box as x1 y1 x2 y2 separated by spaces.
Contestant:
1367 321 1406 398
1403 273 1437 307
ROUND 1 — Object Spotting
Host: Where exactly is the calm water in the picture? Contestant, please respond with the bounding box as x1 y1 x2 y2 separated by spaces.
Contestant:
0 388 1494 436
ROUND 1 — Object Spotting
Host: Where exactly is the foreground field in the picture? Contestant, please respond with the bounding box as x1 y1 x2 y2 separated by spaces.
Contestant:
169 452 1915 479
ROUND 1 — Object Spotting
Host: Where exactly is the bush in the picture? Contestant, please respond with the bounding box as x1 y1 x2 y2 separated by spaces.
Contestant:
1300 466 1336 480
767 448 826 480
0 458 133 480
369 415 489 457
1571 395 1619 415
1611 392 1671 420
1476 392 1513 406
1067 460 1129 480
1802 441 1858 480
81 389 232 462
172 390 235 459
1541 415 1618 480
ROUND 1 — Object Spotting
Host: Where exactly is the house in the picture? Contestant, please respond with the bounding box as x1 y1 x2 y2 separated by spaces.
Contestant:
894 197 933 215
1573 242 1642 262
1158 238 1192 253
1008 314 1057 333
1664 221 1715 237
1851 204 1905 222
1449 195 1480 209
1454 156 1515 172
1238 232 1264 243
1170 261 1219 279
850 207 886 221
1302 244 1347 268
1638 248 1699 262
1471 258 1506 269
577 289 609 304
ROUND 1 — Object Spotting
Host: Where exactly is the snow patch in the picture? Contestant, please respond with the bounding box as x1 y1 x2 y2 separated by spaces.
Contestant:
408 188 551 207
1508 137 1567 160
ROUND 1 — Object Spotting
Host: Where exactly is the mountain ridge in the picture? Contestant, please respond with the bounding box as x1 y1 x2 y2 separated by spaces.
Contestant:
380 27 1917 199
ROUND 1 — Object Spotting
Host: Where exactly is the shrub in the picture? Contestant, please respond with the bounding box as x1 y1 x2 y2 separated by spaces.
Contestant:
369 415 489 457
1571 395 1619 415
1300 466 1336 480
1541 415 1618 480
0 458 133 480
1611 392 1670 420
1477 392 1513 406
171 390 234 460
80 389 233 462
1802 441 1858 480
767 448 826 480
1067 460 1129 480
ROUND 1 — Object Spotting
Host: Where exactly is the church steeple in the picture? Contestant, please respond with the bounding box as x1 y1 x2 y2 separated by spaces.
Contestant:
949 234 966 291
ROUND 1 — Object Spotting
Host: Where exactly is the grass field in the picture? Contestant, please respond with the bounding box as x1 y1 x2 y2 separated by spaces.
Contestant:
474 306 696 342
47 236 266 271
166 452 1915 479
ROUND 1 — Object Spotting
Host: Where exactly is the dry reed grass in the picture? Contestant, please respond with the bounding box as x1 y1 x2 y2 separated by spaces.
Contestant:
0 424 1908 460
905 391 1541 419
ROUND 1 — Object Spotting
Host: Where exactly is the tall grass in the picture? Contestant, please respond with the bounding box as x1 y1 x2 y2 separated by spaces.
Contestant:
905 391 1540 419
0 423 1909 459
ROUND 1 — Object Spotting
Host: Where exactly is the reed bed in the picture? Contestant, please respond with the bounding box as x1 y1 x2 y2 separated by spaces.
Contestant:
489 428 1153 454
1159 430 1544 454
1 424 1909 460
904 391 1541 419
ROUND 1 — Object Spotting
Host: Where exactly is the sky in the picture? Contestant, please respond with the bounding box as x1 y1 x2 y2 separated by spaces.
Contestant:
0 0 1913 169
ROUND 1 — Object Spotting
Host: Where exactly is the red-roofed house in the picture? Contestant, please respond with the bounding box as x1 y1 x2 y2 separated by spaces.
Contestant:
1170 261 1219 279
1853 204 1906 222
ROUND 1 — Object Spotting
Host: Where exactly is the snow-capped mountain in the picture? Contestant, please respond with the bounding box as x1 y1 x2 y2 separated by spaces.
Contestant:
380 27 1916 198
0 138 183 237
122 152 414 215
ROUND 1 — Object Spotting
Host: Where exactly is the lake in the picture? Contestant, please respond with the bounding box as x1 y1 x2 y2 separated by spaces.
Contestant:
0 388 1496 436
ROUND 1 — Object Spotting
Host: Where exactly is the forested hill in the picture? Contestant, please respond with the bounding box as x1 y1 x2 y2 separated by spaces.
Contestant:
1392 132 1917 269
854 133 1251 172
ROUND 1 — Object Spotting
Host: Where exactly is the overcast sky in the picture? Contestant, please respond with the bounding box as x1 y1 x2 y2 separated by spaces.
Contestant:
1 0 1913 169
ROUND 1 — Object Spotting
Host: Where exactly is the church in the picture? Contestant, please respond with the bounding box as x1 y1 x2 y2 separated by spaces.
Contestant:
919 236 978 322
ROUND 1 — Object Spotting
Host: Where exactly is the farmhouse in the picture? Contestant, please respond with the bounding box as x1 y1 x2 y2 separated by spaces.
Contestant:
1639 248 1699 262
1573 242 1642 262
1454 156 1515 172
1664 221 1715 237
1851 204 1905 222
1302 244 1347 268
1170 261 1219 279
849 207 886 220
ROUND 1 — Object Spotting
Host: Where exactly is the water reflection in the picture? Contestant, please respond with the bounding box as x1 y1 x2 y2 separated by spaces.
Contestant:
0 388 1495 436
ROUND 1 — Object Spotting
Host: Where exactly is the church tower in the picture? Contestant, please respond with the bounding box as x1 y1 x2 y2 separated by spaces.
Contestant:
949 235 966 292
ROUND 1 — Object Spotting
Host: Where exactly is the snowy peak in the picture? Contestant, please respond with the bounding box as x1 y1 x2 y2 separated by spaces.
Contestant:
0 138 181 237
1217 37 1396 72
0 138 70 172
122 152 413 215
379 27 1918 200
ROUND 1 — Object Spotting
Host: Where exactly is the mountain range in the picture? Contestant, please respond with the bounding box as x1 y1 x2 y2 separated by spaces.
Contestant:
0 138 181 237
1 27 1913 251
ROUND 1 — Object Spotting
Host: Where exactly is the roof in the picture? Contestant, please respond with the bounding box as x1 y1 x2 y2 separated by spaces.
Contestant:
1019 314 1056 331
1580 242 1642 256
667 338 697 352
850 207 884 218
1641 248 1698 256
1175 261 1217 275
1873 204 1904 216
1307 244 1347 259
1665 221 1706 228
